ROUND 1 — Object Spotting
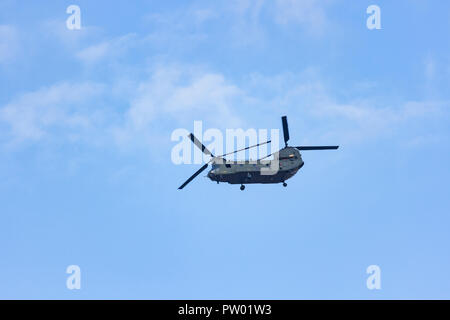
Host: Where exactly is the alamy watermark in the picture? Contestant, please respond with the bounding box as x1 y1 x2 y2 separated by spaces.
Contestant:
171 121 280 166
64 5 379 32
366 5 381 30
66 265 81 290
366 265 381 290
66 5 81 30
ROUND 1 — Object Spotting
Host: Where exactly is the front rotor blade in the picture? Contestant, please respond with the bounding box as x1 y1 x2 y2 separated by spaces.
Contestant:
281 116 290 146
216 140 271 158
189 133 214 157
295 146 339 150
178 164 209 189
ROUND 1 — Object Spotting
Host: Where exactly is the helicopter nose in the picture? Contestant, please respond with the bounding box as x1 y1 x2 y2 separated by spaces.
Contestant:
207 171 215 180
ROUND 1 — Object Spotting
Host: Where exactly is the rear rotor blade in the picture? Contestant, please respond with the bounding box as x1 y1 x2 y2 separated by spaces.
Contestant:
295 146 339 150
281 116 290 146
189 133 214 157
178 164 209 189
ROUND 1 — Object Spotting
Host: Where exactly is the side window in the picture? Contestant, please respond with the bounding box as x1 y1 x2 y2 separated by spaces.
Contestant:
225 164 231 168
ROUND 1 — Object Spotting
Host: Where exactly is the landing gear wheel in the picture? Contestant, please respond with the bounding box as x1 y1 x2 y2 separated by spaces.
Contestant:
240 184 245 191
283 182 287 187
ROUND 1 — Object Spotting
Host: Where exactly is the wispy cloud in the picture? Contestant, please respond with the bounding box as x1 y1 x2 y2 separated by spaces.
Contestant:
0 82 106 144
76 33 138 65
42 19 103 50
0 25 19 64
243 71 449 144
424 55 436 81
112 65 246 148
0 65 246 149
2 65 447 150
274 0 329 35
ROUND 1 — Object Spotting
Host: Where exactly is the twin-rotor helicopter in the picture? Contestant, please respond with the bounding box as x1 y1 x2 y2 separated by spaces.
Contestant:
178 116 338 190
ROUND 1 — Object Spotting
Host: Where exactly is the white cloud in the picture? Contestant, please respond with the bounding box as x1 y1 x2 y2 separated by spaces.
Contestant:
192 9 218 24
112 65 245 147
313 97 445 144
144 7 217 28
313 100 445 141
0 65 246 148
243 71 449 144
225 0 330 42
425 55 436 81
1 65 447 150
76 42 110 64
42 19 104 51
226 0 266 45
274 0 328 34
136 0 331 50
50 0 332 67
140 9 212 50
76 33 137 64
0 25 19 64
0 82 106 144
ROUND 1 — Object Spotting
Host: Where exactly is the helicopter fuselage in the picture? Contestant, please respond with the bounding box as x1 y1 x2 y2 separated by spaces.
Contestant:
177 116 338 190
207 147 304 185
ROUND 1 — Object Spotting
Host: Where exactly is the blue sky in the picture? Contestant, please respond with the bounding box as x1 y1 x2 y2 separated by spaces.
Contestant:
0 0 449 299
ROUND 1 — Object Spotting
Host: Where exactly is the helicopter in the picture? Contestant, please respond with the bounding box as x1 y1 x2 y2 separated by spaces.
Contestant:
178 116 339 190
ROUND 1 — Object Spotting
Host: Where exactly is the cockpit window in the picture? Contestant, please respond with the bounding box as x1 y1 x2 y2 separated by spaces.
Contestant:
279 156 297 160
